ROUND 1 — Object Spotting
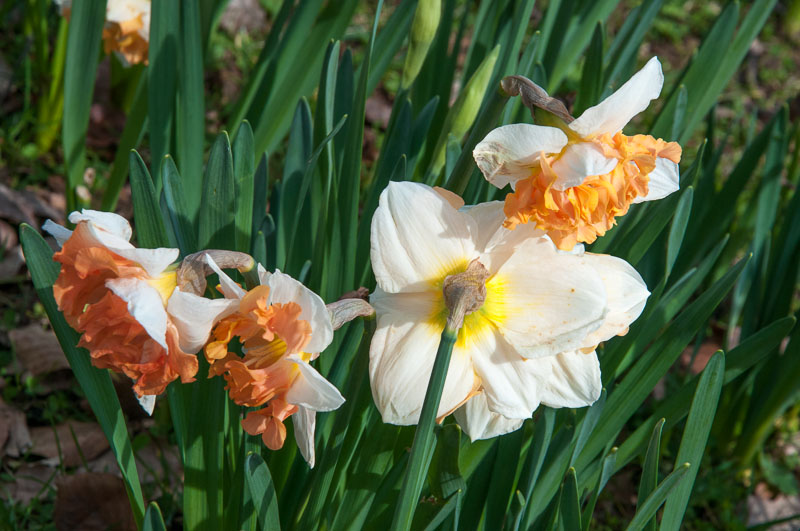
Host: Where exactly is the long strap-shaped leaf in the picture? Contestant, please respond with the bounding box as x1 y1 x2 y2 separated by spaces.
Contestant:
20 225 146 526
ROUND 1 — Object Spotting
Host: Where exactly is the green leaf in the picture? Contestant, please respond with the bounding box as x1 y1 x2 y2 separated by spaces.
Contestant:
660 351 726 531
560 468 581 531
573 23 604 116
161 155 198 255
62 0 106 211
514 408 555 531
233 121 255 253
129 151 170 248
19 226 146 526
637 418 665 531
666 187 694 277
758 452 800 496
198 132 236 250
580 447 617 529
624 463 690 531
245 453 281 531
142 502 167 531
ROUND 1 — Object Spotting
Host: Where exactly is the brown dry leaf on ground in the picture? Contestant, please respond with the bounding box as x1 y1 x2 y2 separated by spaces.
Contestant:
54 473 136 531
8 324 70 377
1 464 56 504
748 482 800 531
365 89 393 129
29 421 108 467
219 0 267 35
0 398 32 458
679 341 721 375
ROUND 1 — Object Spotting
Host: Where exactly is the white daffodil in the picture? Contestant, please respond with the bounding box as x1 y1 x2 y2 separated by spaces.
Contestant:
369 182 649 441
473 57 682 250
203 256 343 468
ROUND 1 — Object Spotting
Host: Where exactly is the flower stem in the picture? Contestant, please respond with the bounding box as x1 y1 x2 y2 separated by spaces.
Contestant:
390 325 459 531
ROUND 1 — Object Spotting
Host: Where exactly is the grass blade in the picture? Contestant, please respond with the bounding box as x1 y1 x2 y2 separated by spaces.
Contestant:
624 463 690 531
637 418 665 531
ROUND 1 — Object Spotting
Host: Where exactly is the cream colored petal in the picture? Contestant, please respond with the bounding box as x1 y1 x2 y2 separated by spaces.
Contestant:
369 290 474 425
292 406 316 468
136 393 156 415
42 220 73 247
370 182 477 294
167 289 239 353
286 355 345 412
105 277 168 349
112 247 179 278
539 350 602 408
466 324 543 419
268 271 333 354
460 201 507 253
257 263 271 285
473 124 568 189
569 57 664 138
633 157 680 204
487 238 608 358
69 209 133 241
579 253 649 347
454 393 525 442
550 142 618 189
469 205 546 274
204 254 247 300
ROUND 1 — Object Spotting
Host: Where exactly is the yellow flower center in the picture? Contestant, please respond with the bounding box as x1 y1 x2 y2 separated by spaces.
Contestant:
147 271 178 306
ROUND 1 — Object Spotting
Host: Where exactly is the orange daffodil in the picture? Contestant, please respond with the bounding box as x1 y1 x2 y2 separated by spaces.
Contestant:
369 182 649 440
43 211 236 412
203 256 344 467
473 57 682 250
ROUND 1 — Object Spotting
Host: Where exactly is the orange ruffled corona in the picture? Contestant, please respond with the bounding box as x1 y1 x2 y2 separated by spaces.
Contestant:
504 133 681 250
205 285 313 450
102 17 149 65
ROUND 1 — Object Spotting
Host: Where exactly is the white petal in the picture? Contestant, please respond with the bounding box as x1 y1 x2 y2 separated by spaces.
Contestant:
550 142 618 189
487 238 608 358
633 157 680 204
167 289 239 353
473 124 568 189
112 247 179 278
460 201 507 253
69 209 133 241
136 393 156 416
466 325 543 419
370 182 477 294
369 290 475 425
580 253 649 347
293 406 316 468
569 57 664 138
205 254 247 300
268 271 333 354
285 354 345 411
539 350 602 408
454 393 525 442
106 277 169 349
42 220 73 247
257 263 271 285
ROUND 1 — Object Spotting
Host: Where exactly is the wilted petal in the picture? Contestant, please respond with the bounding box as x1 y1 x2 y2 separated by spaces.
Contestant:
285 354 345 411
268 272 333 354
539 350 602 408
633 157 680 204
370 182 477 293
473 124 568 189
454 393 525 442
569 57 663 138
205 254 247 299
167 289 239 353
550 142 618 189
105 277 169 349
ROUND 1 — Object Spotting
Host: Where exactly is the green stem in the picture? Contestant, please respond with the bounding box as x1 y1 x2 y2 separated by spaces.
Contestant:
390 326 459 531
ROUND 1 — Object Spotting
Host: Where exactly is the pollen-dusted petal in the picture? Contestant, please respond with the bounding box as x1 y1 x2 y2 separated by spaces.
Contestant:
550 142 619 190
267 271 332 354
486 238 608 358
106 277 169 350
473 124 568 189
370 181 477 293
454 393 525 442
580 253 649 347
285 354 345 411
167 289 239 353
539 350 602 408
292 406 317 467
369 290 475 425
569 56 664 138
634 157 680 204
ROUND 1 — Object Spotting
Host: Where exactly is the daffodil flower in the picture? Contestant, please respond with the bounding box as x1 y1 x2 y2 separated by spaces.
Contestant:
43 211 236 412
473 57 682 250
369 182 649 440
203 256 344 467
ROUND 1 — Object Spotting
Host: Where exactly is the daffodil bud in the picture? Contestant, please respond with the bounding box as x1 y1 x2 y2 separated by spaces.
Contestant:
177 250 257 295
401 0 442 89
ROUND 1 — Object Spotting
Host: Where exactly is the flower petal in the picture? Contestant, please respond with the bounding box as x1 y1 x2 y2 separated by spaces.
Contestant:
539 350 602 408
569 57 664 138
487 237 608 358
370 182 477 293
285 354 345 411
136 393 156 415
42 220 73 247
105 277 169 349
550 142 618 189
580 253 649 347
257 263 271 285
205 254 247 300
466 324 543 419
473 124 569 189
268 271 333 354
454 393 525 442
633 157 680 204
69 209 133 241
112 247 179 278
167 289 239 353
292 406 317 468
369 289 475 424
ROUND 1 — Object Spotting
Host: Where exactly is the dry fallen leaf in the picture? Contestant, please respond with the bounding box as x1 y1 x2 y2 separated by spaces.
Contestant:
1 464 56 504
748 482 800 531
54 473 136 531
0 398 32 458
9 324 70 377
29 421 108 467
